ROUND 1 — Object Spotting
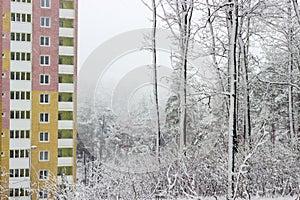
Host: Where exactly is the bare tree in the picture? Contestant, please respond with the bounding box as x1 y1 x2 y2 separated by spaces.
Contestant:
173 0 195 156
151 0 162 157
226 0 239 199
287 0 296 145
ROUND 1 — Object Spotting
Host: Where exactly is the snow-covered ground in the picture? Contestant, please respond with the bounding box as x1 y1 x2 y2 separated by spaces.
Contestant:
201 197 298 200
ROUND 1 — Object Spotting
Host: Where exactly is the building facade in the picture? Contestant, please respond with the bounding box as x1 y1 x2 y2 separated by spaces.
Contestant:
0 0 77 199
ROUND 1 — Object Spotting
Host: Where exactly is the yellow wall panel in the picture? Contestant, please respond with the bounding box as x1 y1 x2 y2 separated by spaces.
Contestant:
0 129 10 199
2 10 10 31
31 91 59 200
2 50 10 71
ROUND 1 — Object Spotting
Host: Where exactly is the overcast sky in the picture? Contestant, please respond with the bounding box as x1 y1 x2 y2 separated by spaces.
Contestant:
78 0 152 69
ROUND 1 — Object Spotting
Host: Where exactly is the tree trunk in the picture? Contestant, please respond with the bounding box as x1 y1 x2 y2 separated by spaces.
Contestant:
287 0 296 145
152 0 161 157
227 0 239 199
238 37 251 148
178 0 193 156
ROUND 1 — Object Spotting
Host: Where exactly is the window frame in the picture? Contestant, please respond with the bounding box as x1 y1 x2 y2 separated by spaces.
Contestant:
40 36 50 46
40 94 50 104
39 151 49 161
40 17 51 28
39 112 50 123
39 132 49 142
40 0 50 8
40 55 50 66
40 74 50 85
39 170 49 180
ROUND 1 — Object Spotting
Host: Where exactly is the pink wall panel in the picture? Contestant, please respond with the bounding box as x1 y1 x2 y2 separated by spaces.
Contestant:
2 70 10 129
1 1 10 130
32 0 59 92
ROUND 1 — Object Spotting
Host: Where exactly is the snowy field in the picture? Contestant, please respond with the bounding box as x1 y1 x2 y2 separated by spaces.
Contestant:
201 197 298 200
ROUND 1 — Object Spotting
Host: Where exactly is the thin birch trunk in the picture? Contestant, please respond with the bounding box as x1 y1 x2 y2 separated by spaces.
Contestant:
238 37 251 148
177 0 193 156
287 0 296 145
227 0 238 199
152 0 161 157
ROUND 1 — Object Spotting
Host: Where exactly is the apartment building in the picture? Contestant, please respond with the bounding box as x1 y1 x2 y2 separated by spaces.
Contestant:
0 0 77 199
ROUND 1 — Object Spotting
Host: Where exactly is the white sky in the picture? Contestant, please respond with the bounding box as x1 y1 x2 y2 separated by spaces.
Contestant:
78 0 152 69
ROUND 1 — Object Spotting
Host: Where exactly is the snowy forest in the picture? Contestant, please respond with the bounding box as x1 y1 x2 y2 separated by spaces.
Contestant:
74 0 300 199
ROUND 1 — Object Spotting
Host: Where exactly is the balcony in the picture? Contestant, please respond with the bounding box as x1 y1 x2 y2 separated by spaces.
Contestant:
10 61 31 72
59 27 74 37
59 83 74 92
58 120 74 129
59 65 74 74
11 2 32 13
11 41 32 52
9 158 29 169
59 9 75 19
58 102 73 111
9 177 30 188
10 119 31 130
10 139 30 149
59 46 74 56
10 100 31 111
58 139 74 148
11 22 32 33
58 157 73 166
10 80 31 91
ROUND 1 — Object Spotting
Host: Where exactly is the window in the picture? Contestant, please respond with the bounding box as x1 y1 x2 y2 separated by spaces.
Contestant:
10 130 30 139
11 0 32 3
11 13 31 22
11 72 30 80
10 110 30 119
39 170 49 180
40 94 50 104
9 188 29 197
9 169 29 178
40 0 50 8
40 55 50 66
2 53 5 58
39 132 49 142
39 190 48 199
40 74 50 85
11 52 31 61
10 91 30 100
39 151 49 161
40 36 50 46
11 32 31 42
40 113 49 123
1 151 4 157
9 149 29 158
1 131 4 137
40 17 50 27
